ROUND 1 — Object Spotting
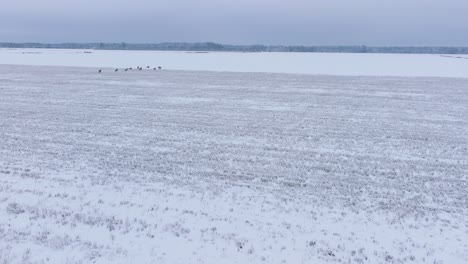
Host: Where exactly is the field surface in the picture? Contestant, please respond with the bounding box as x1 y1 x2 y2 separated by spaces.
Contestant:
0 65 467 263
2 48 468 78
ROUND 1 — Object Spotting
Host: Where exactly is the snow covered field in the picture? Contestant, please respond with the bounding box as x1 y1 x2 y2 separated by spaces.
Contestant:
2 48 468 78
0 64 467 263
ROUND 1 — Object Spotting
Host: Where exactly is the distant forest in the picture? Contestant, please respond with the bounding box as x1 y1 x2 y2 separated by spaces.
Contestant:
1 42 468 54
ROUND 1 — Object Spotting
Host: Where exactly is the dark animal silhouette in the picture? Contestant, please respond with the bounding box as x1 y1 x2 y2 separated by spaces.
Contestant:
158 66 162 70
115 68 118 72
98 69 102 73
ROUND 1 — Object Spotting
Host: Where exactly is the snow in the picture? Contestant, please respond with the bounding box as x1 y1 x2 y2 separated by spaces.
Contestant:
1 65 467 263
1 48 468 78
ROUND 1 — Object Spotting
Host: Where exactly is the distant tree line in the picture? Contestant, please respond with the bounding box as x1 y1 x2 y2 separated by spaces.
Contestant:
1 42 468 54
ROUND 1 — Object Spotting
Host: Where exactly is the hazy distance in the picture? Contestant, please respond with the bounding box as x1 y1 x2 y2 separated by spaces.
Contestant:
1 0 468 46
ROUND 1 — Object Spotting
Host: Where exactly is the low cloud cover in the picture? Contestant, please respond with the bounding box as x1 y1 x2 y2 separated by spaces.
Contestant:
1 0 468 45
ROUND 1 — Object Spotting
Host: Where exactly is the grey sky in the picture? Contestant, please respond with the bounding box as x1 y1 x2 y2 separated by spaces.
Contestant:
1 0 468 46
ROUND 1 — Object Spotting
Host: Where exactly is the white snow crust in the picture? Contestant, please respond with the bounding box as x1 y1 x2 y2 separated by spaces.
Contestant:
1 48 468 78
0 65 467 263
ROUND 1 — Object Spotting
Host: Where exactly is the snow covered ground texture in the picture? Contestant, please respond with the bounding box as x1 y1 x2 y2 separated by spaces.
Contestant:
0 65 467 263
2 48 468 78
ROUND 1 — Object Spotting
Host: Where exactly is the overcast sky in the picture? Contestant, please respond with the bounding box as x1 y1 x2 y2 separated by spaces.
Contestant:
1 0 467 46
